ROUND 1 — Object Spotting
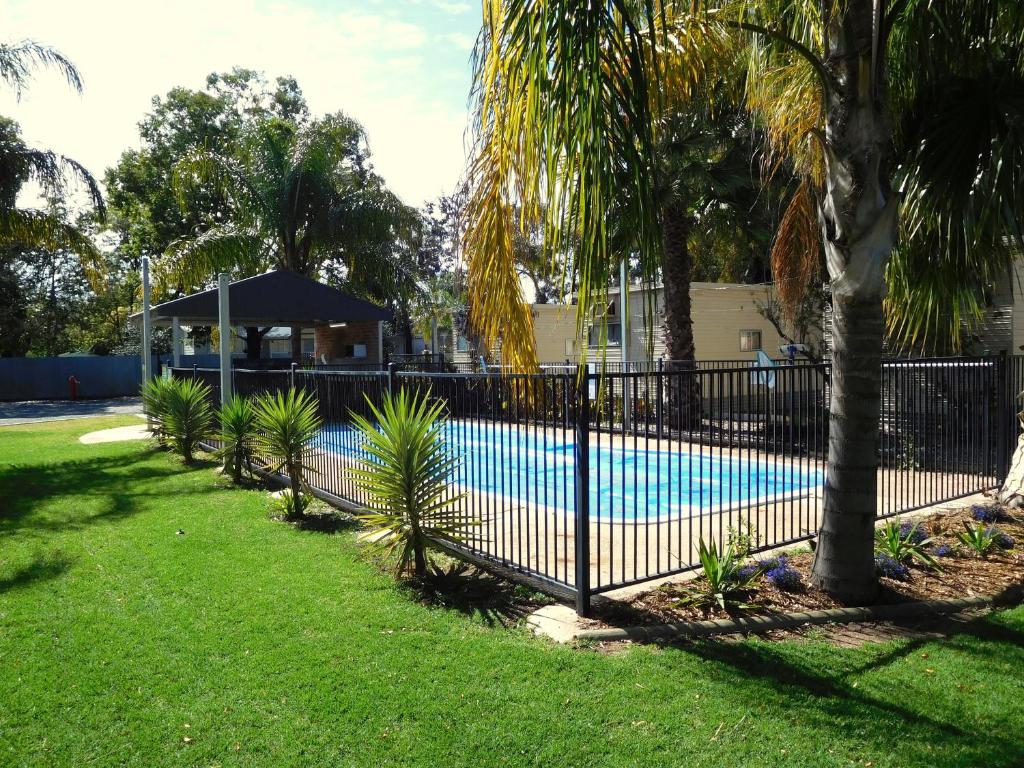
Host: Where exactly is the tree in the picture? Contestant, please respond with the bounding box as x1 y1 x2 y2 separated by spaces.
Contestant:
463 2 1022 602
169 111 408 359
105 68 310 271
0 43 104 265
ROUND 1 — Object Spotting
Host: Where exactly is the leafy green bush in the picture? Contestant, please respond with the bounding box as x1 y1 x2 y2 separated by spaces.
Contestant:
253 387 321 520
217 394 257 484
350 388 472 577
140 376 175 446
164 378 214 464
875 518 937 568
683 538 758 612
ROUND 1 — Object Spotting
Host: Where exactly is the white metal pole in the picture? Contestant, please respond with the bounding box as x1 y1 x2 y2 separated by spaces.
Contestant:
141 256 152 383
218 272 232 406
620 259 632 431
171 316 182 368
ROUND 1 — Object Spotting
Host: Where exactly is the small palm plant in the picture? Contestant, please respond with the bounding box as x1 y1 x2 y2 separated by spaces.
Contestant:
682 538 759 612
349 389 472 577
217 394 257 484
253 387 322 520
163 378 214 464
875 519 938 568
141 376 175 446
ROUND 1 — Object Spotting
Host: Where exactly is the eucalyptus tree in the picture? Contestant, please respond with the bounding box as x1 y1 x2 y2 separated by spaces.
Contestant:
463 1 1023 602
169 112 408 358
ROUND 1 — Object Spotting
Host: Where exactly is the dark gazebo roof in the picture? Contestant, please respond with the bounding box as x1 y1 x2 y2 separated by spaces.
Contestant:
141 270 391 326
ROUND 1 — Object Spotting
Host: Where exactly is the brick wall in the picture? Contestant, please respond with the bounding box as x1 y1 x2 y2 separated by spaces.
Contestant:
313 321 382 364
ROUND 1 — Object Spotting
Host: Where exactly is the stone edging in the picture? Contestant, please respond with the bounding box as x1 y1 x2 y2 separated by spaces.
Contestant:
576 590 1023 642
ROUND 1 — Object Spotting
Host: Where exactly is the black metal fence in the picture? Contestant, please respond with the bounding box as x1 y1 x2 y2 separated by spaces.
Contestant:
170 355 1022 614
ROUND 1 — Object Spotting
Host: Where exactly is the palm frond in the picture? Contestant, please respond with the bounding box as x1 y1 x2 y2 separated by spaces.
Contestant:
0 39 83 98
160 225 270 291
0 208 105 288
770 179 821 316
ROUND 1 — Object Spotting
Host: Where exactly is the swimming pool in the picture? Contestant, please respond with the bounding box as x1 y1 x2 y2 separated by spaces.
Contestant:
319 421 822 522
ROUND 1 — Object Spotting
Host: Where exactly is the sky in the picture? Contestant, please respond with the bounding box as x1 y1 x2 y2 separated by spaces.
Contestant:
0 0 481 207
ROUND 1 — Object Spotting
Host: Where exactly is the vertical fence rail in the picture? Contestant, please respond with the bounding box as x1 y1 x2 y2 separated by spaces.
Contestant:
168 355 1022 610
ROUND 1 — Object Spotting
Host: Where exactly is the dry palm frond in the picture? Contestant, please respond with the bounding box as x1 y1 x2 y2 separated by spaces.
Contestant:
770 180 821 317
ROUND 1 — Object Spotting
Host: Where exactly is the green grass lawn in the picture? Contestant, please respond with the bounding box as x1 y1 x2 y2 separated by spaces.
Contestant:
2 416 1023 767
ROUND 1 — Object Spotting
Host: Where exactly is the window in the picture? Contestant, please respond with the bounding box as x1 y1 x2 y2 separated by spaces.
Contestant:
456 335 471 352
588 321 622 347
739 329 762 352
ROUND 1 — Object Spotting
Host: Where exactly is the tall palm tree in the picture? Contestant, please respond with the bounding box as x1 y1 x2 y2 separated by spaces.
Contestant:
169 113 408 358
0 41 104 265
463 1 1022 602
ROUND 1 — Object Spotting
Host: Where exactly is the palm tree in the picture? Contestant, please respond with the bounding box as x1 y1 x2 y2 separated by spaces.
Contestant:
463 1 1022 602
0 42 104 264
169 113 409 359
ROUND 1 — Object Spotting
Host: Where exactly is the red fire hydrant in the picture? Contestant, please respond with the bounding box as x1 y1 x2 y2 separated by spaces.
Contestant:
68 375 79 400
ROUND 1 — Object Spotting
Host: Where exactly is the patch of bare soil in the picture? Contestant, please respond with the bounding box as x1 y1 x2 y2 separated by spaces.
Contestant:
597 504 1024 628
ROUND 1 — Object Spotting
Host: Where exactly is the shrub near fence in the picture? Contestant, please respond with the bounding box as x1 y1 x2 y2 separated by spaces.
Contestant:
171 355 1022 614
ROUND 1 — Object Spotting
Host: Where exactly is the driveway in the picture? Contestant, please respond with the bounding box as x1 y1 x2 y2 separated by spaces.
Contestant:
0 397 143 426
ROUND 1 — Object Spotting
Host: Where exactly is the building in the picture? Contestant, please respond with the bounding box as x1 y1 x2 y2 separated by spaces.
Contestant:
454 281 821 366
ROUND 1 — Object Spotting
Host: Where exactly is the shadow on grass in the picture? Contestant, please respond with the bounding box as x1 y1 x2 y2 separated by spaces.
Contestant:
0 449 217 538
407 562 553 628
0 551 73 593
651 609 1024 768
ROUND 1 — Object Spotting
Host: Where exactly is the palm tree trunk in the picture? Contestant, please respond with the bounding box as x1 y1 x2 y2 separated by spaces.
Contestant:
661 202 701 426
290 325 303 362
244 327 265 361
812 294 884 600
998 424 1024 506
809 0 898 602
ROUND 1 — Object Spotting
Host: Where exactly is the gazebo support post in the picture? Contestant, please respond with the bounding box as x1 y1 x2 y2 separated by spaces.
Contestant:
171 316 182 369
218 272 232 407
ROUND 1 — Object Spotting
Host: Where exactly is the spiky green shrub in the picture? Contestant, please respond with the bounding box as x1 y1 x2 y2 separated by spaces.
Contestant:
682 538 758 612
217 394 257 484
350 389 472 577
164 378 214 464
875 518 937 568
253 387 321 520
140 376 176 446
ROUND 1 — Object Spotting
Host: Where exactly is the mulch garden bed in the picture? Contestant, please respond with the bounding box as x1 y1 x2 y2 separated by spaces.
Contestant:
594 501 1024 628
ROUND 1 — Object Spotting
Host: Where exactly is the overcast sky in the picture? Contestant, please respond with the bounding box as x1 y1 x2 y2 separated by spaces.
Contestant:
0 0 480 207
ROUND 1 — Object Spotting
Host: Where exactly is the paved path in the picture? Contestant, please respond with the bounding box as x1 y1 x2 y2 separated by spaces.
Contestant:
0 397 143 426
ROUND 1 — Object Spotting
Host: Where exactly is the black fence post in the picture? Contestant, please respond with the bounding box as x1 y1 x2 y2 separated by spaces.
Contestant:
996 352 1011 483
192 363 197 381
574 365 592 617
290 362 297 391
656 357 664 439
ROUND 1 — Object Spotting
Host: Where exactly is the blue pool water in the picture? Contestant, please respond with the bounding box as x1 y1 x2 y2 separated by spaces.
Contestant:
320 421 822 521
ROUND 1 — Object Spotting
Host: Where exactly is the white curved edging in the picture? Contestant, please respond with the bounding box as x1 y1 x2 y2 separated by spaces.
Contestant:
79 424 151 444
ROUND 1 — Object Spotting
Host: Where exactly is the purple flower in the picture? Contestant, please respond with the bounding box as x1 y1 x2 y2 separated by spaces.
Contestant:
736 564 760 582
875 552 911 581
933 544 954 558
972 506 1003 524
757 555 785 571
899 521 928 545
766 564 802 591
987 527 1015 549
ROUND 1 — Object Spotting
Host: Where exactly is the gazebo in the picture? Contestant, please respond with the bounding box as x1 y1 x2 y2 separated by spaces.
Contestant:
139 270 391 368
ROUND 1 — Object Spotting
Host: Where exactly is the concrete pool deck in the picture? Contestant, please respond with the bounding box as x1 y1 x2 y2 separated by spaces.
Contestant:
303 421 996 598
